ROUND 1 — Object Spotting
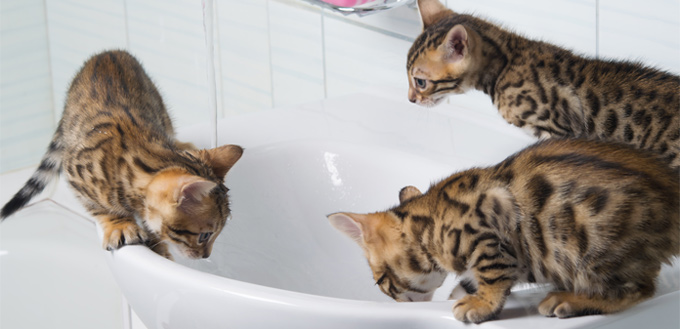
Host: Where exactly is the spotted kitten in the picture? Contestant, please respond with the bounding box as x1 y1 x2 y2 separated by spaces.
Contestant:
328 139 679 323
407 0 680 169
1 50 243 260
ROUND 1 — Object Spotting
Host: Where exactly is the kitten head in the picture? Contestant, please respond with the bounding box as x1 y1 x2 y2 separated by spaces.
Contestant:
143 144 243 259
327 186 446 302
407 0 481 106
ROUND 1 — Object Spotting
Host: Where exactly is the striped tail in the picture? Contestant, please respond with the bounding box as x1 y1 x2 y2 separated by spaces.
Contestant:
1 137 64 219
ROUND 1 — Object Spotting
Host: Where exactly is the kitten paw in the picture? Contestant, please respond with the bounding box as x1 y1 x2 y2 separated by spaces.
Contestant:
101 221 148 251
452 295 500 323
538 292 601 318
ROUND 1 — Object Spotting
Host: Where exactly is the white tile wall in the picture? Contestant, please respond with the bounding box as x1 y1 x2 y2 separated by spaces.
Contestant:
0 0 54 172
451 0 597 55
0 1 679 328
269 0 325 106
216 0 272 116
45 0 128 120
42 0 215 160
125 0 212 128
3 0 679 174
599 0 680 74
324 13 413 98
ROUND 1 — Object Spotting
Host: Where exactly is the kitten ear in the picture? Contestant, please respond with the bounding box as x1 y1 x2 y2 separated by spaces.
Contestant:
442 24 469 63
327 212 371 246
417 0 453 29
399 186 422 203
197 144 244 178
177 179 217 212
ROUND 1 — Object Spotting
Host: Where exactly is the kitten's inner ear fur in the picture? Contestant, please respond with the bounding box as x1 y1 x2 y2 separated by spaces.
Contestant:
195 144 243 178
177 180 217 213
327 212 370 245
418 0 453 29
145 170 213 216
399 186 423 203
442 25 469 62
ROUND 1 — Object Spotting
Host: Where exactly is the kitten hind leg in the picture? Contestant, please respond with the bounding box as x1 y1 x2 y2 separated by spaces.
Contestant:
96 214 148 251
538 282 655 318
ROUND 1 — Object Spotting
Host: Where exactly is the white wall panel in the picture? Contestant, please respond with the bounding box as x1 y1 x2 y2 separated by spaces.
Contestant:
599 0 680 74
45 0 127 119
1 0 54 172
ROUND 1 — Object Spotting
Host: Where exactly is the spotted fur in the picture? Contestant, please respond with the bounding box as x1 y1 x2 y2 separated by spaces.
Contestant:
407 0 680 170
1 50 243 260
328 138 679 323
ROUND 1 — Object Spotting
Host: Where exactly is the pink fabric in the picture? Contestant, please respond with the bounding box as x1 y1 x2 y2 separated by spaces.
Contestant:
319 0 371 7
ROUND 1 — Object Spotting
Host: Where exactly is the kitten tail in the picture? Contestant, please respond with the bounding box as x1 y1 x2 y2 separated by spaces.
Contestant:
1 134 64 219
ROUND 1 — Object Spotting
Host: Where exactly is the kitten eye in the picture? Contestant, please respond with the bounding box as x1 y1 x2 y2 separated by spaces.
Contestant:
375 273 387 286
198 232 213 243
414 78 427 89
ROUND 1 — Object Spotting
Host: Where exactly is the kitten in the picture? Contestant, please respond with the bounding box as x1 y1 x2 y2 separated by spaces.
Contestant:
407 0 680 169
328 138 679 323
0 50 243 260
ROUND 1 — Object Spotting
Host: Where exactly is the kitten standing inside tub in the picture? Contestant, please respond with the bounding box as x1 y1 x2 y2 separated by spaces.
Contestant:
1 50 243 260
407 0 680 169
328 138 679 323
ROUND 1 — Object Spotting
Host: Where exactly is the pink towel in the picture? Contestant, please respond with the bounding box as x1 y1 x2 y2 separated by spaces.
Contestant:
319 0 372 6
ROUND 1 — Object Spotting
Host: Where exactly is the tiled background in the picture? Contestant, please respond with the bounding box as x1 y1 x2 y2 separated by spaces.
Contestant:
1 0 679 173
0 1 678 328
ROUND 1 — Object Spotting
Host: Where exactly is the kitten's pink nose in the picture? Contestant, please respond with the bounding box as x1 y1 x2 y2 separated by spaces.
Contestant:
408 89 417 103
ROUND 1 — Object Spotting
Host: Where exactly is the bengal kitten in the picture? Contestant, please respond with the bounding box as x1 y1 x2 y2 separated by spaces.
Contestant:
0 50 243 260
328 139 679 323
407 0 680 169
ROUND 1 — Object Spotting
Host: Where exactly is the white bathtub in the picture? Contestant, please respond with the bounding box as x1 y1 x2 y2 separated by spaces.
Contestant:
106 93 680 329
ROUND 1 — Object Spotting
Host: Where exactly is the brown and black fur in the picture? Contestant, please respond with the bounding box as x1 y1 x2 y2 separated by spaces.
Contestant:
1 50 243 260
329 138 679 323
407 0 680 169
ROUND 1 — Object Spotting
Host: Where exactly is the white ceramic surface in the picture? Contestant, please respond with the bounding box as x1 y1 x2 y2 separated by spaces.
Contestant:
105 93 680 329
0 202 123 329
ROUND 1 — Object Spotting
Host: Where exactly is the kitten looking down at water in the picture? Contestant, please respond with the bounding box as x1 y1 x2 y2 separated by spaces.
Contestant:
329 138 678 323
1 50 243 260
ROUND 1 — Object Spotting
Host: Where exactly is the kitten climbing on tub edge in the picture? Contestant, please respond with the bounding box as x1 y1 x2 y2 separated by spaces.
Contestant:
328 138 679 323
0 50 243 260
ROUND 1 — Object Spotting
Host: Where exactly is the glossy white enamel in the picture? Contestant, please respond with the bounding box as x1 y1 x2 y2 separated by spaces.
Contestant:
105 93 680 329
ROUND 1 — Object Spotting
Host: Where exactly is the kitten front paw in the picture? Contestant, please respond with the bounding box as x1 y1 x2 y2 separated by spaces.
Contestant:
101 221 148 251
452 295 500 323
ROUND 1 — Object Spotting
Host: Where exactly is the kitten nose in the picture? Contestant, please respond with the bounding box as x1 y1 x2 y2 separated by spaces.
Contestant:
202 250 211 258
408 89 417 103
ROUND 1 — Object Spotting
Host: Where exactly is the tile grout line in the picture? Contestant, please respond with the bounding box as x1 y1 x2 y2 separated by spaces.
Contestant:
321 7 328 99
595 0 599 59
266 0 276 108
41 0 57 128
123 0 130 49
